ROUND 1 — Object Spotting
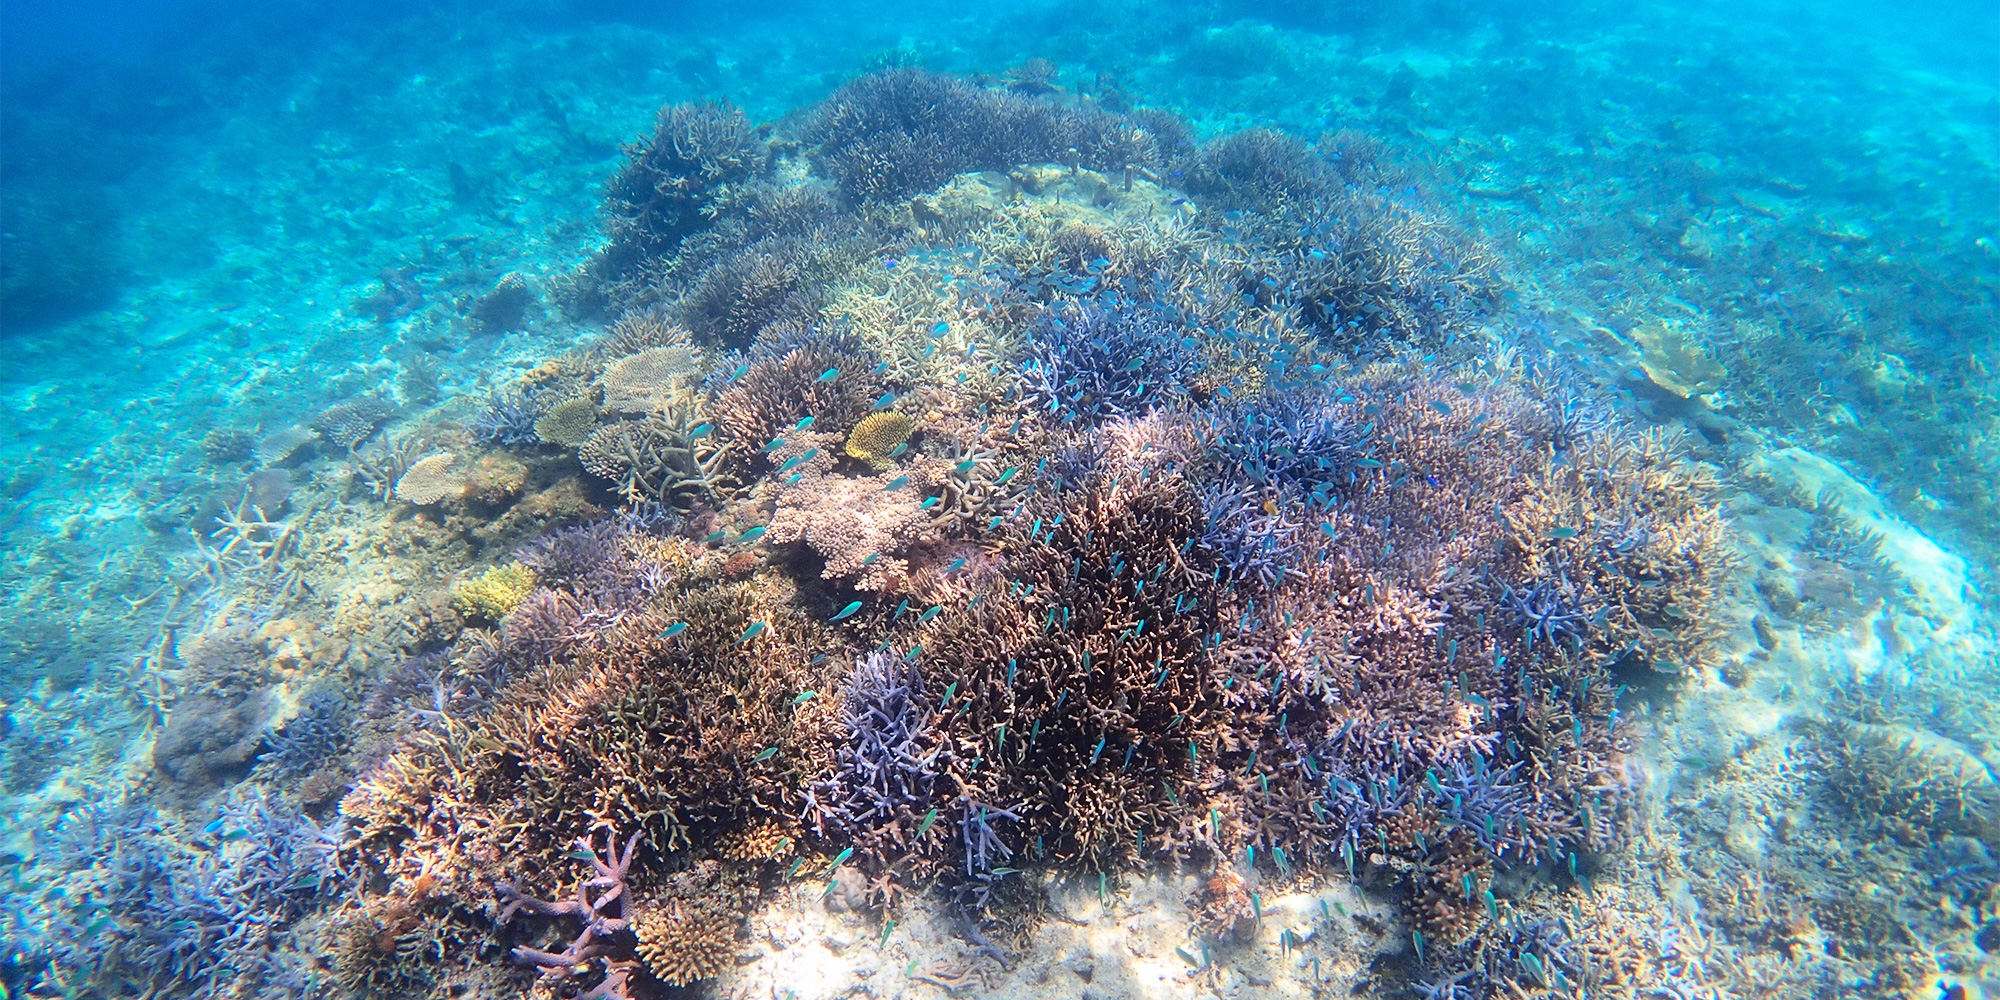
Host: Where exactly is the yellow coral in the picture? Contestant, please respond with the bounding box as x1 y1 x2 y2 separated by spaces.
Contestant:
634 900 735 987
843 411 916 461
451 563 537 621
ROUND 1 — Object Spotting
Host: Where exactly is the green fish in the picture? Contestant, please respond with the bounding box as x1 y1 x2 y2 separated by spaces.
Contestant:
872 392 898 410
791 691 816 706
1546 526 1579 540
883 475 910 491
919 496 940 510
730 364 749 382
795 416 816 431
754 746 779 761
915 807 939 839
739 526 767 543
829 601 863 622
994 467 1018 485
817 368 840 383
1429 399 1453 415
1355 458 1384 469
945 557 966 572
763 437 786 452
738 621 767 644
886 442 909 458
690 422 714 438
659 622 688 638
777 454 808 474
703 530 726 543
827 847 854 873
916 605 942 624
787 473 804 485
954 459 977 474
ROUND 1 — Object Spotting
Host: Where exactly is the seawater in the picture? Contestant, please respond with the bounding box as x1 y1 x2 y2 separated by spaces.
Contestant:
2 1 1995 998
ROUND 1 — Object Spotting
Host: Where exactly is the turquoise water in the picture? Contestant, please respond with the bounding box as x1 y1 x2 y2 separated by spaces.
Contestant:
2 1 1996 998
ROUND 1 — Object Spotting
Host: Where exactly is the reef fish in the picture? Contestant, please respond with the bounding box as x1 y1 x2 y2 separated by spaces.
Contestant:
795 416 816 431
829 600 864 622
873 392 899 410
738 526 767 543
737 621 767 644
817 368 840 383
791 691 816 706
659 622 688 638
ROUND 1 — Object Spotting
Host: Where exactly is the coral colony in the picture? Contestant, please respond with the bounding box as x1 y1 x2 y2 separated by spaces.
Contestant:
18 69 1748 999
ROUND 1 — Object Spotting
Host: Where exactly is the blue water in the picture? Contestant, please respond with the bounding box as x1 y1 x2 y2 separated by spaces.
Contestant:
3 1 1996 997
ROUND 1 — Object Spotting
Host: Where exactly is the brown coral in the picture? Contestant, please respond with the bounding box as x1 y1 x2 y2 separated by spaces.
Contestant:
843 411 916 461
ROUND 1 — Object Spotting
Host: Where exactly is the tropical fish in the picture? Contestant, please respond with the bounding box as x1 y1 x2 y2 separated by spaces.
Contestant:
916 807 940 839
945 557 966 572
954 459 976 474
730 364 749 382
703 530 726 543
1429 399 1453 415
886 442 908 458
829 601 863 622
787 473 804 485
777 454 807 474
873 392 899 410
916 605 942 624
931 321 950 335
762 437 785 452
690 422 714 438
883 475 910 491
737 621 767 644
659 622 688 639
995 467 1018 485
791 691 816 706
739 526 766 543
795 416 816 431
1546 526 1579 540
817 368 840 382
919 496 940 510
828 847 854 873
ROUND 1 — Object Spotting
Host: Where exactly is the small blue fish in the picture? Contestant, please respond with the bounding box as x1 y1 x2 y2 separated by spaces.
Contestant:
729 364 749 382
786 472 804 485
1355 458 1384 469
829 601 864 622
204 818 226 835
739 526 767 543
931 321 950 336
737 621 767 644
883 475 909 491
872 392 898 410
886 442 908 458
954 459 976 474
916 605 942 624
1546 526 1579 540
817 368 840 383
795 416 816 431
919 496 940 510
916 807 940 839
791 691 817 706
1429 400 1453 416
690 422 714 438
703 530 727 543
872 361 890 375
946 557 966 573
995 467 1018 485
1122 357 1145 371
777 454 807 474
763 437 786 452
754 746 779 761
659 622 688 638
861 552 880 566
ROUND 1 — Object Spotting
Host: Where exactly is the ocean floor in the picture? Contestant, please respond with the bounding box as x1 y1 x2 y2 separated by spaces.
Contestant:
1 2 1996 999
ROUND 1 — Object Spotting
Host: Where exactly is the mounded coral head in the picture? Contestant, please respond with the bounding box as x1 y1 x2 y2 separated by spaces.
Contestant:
843 411 916 461
451 563 537 622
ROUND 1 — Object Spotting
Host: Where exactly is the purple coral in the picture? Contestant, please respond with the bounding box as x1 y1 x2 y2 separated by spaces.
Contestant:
498 829 645 999
807 651 948 845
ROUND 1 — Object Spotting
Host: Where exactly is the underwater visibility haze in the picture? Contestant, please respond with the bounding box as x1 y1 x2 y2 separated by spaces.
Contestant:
1 0 1997 997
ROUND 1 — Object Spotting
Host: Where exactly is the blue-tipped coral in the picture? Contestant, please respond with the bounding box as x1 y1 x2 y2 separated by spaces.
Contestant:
1022 303 1204 424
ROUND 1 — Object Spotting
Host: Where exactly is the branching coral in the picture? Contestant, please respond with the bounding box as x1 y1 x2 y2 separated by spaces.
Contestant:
1021 303 1204 424
590 100 761 302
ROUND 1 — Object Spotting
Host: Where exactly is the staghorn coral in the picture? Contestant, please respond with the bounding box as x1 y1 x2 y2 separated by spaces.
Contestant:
577 410 728 510
765 436 945 591
708 327 886 476
451 562 538 621
590 100 761 305
1021 302 1205 425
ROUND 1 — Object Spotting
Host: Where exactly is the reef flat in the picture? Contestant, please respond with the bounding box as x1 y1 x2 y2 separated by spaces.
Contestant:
1 6 1995 1000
